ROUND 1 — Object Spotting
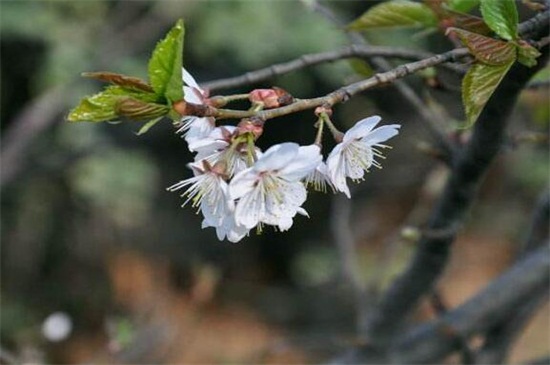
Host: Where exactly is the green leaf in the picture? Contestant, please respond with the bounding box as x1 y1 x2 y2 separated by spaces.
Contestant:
479 0 518 41
148 19 185 103
68 86 131 122
448 27 516 65
462 60 515 126
516 41 541 68
82 72 154 93
68 86 164 123
347 1 438 30
136 117 163 135
446 0 480 13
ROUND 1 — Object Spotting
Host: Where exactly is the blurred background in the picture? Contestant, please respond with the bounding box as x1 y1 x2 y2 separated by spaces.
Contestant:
1 1 548 363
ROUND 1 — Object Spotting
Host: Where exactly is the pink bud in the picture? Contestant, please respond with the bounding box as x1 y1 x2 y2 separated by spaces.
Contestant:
249 89 280 108
237 117 264 139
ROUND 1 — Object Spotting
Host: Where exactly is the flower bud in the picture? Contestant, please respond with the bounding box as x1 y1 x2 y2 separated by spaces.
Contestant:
249 89 280 108
273 87 294 106
237 117 264 140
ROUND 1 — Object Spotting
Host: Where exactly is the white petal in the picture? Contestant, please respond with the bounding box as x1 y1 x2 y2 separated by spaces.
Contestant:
225 223 250 243
184 86 204 104
253 143 298 172
326 145 351 198
276 216 294 231
279 144 322 181
234 187 263 229
361 125 401 145
182 67 200 89
262 181 306 225
229 168 258 200
343 115 381 142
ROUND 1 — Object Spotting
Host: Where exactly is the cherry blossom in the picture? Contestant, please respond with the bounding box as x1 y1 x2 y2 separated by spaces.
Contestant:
177 68 215 143
303 159 335 193
326 116 400 198
229 143 322 231
190 126 260 178
167 160 230 226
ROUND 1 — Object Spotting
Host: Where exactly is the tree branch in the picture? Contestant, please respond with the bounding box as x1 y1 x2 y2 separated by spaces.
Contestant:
199 48 469 122
362 19 550 348
202 45 466 91
474 190 550 364
392 245 550 364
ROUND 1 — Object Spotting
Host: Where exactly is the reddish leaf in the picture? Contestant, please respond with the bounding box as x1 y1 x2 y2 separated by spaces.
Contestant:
444 11 492 35
516 40 541 68
447 27 516 66
82 72 154 93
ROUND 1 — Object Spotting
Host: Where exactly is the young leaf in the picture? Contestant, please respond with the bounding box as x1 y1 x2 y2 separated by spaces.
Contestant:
462 59 515 126
446 0 480 13
444 11 492 35
447 28 516 66
82 72 154 93
479 0 518 41
136 117 163 136
68 86 163 123
68 86 132 122
347 0 437 30
148 19 185 103
115 97 170 121
516 41 541 68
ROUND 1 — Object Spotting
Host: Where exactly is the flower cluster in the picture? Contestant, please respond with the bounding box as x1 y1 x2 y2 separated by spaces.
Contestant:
168 69 401 242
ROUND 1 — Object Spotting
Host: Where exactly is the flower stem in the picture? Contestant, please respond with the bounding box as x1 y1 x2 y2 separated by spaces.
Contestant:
323 114 344 143
314 115 325 146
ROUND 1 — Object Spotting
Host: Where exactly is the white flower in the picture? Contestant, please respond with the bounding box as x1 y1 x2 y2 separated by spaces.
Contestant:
201 206 250 243
304 160 335 193
326 116 400 198
167 161 230 226
177 68 215 144
229 143 322 231
168 160 250 242
190 126 260 177
189 126 236 155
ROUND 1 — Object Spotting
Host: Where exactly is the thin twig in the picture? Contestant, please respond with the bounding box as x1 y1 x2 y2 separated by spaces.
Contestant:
199 48 469 122
202 45 466 91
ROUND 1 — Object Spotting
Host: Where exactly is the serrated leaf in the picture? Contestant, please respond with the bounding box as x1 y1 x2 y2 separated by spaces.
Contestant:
480 0 518 41
68 86 164 123
136 117 163 136
68 86 131 122
115 97 170 121
516 41 541 68
148 19 185 103
82 72 154 93
444 11 492 35
446 0 480 13
348 1 438 30
462 60 515 126
448 28 516 65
